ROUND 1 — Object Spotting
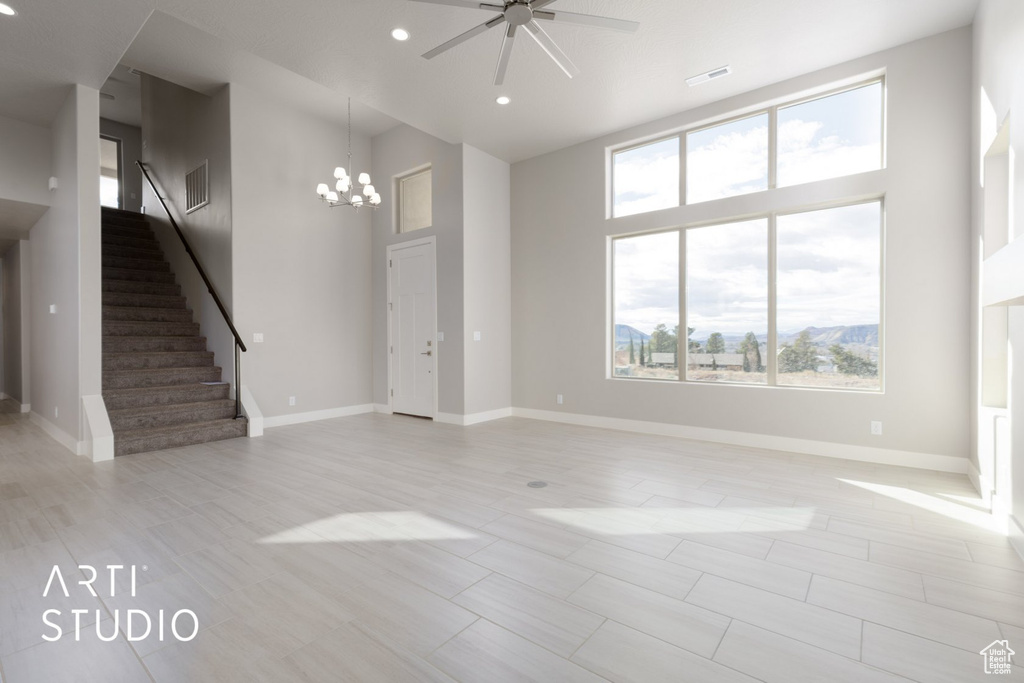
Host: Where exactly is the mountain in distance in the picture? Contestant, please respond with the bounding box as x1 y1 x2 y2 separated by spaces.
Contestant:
615 324 651 346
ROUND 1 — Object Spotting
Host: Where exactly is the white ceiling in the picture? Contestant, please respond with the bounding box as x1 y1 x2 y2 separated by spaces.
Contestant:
100 64 142 127
0 0 980 163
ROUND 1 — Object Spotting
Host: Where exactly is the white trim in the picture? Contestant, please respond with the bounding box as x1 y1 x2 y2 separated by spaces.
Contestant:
374 403 393 414
435 408 512 426
967 460 984 498
263 404 374 429
1009 514 1024 564
240 386 263 438
511 407 968 474
82 395 114 462
29 412 84 455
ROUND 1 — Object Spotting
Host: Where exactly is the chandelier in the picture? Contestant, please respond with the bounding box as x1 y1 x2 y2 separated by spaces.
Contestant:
316 97 381 210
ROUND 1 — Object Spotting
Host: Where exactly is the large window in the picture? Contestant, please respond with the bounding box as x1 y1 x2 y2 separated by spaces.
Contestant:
612 138 679 218
609 78 885 391
612 231 679 380
398 167 432 233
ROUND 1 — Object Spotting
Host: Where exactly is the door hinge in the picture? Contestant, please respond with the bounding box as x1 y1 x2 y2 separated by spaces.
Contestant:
389 259 392 267
388 302 392 311
390 346 393 354
390 388 393 397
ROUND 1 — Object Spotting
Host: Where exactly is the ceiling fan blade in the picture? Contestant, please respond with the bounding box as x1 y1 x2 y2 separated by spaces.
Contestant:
530 0 558 8
422 15 506 60
533 10 640 33
406 0 505 10
494 24 517 86
523 19 580 79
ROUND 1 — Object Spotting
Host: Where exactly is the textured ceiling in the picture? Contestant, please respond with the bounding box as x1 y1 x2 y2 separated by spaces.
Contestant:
0 0 980 163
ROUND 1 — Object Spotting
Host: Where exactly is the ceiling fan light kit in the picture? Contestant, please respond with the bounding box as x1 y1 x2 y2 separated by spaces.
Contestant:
410 0 640 85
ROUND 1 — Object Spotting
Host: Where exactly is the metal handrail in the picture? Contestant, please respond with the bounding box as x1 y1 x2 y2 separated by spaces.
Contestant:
136 160 246 419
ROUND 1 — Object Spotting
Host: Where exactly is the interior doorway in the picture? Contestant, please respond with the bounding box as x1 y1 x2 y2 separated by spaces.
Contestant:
388 237 437 418
100 135 122 209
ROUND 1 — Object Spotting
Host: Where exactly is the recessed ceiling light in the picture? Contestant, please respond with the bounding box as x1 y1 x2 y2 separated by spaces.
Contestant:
686 65 731 87
0 3 18 16
391 28 410 41
496 96 511 105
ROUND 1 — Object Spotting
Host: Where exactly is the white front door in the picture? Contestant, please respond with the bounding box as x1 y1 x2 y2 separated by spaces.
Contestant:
389 239 436 417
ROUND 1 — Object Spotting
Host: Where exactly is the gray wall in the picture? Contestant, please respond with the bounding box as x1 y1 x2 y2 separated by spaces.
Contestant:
141 76 235 387
229 84 373 417
100 118 143 213
29 84 101 441
0 113 51 208
371 125 465 414
972 0 1024 541
511 28 972 461
2 241 29 404
463 144 512 415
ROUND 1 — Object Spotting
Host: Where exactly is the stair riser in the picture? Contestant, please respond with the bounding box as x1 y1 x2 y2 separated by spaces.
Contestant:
102 245 165 261
103 321 200 337
103 268 176 284
103 293 187 309
114 419 247 457
103 383 230 410
102 213 151 227
103 256 170 272
103 307 194 323
103 352 214 371
103 336 208 353
109 402 236 430
103 280 181 296
103 234 161 251
103 367 222 389
103 226 156 241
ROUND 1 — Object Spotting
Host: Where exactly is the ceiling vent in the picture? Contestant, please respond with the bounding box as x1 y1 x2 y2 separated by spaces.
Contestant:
686 65 732 87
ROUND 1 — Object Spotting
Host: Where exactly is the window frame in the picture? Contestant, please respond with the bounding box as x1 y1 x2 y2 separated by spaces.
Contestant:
609 76 886 217
396 165 433 234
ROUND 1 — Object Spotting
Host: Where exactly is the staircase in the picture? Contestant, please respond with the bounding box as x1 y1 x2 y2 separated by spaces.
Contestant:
102 207 247 456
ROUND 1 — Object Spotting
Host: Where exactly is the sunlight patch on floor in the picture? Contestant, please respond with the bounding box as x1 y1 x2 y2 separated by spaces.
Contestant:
257 511 477 544
840 479 1002 532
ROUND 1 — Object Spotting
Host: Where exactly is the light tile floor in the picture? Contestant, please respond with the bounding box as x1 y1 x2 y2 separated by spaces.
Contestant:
1 400 1022 682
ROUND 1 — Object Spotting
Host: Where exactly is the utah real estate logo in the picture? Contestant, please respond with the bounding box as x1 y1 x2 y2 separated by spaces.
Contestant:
980 640 1015 675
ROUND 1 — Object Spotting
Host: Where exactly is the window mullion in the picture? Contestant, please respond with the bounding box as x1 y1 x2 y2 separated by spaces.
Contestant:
768 106 778 190
679 228 687 382
679 134 687 207
767 213 778 386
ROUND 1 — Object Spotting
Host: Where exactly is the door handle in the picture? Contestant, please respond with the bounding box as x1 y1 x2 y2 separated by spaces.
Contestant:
421 350 432 356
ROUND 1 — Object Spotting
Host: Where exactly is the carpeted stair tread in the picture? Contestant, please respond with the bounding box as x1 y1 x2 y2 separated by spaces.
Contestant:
103 256 171 272
108 399 238 431
113 418 248 456
103 226 156 241
102 244 166 261
103 336 208 353
103 320 200 337
103 267 176 284
103 366 222 389
103 234 161 251
103 382 230 410
103 351 215 371
103 292 187 309
103 280 182 296
102 305 194 323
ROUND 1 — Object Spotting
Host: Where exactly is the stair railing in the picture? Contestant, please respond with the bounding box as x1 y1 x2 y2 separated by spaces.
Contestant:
136 161 247 420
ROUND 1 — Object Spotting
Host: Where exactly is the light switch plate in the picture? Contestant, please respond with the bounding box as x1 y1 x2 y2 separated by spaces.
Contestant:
253 333 264 343
437 332 445 342
473 331 481 341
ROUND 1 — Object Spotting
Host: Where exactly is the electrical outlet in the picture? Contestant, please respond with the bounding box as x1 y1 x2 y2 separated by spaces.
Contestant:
473 331 482 341
49 304 56 314
288 396 296 406
557 394 563 405
871 421 882 436
253 332 264 343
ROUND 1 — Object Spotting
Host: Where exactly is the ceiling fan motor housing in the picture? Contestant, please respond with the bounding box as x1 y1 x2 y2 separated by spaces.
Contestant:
505 3 533 26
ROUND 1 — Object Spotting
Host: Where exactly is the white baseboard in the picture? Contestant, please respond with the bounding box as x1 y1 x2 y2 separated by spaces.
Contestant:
968 461 984 498
1010 514 1024 564
29 412 84 456
263 404 374 429
436 408 512 426
240 386 263 438
511 407 969 474
374 404 392 414
82 395 114 462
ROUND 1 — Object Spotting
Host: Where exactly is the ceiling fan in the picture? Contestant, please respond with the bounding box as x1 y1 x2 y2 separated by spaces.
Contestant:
409 0 640 85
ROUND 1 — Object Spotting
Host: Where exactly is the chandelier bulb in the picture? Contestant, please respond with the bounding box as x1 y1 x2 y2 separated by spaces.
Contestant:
363 184 375 197
326 191 339 203
316 183 329 198
358 172 371 186
352 195 364 206
334 167 346 180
